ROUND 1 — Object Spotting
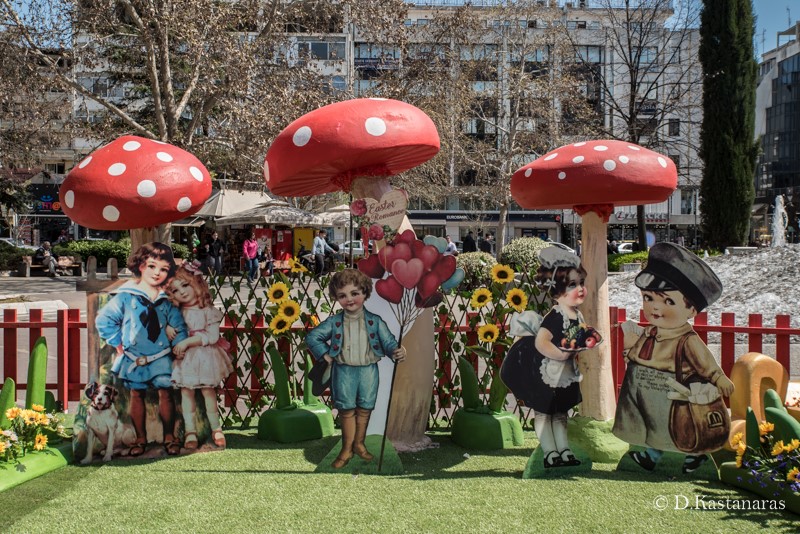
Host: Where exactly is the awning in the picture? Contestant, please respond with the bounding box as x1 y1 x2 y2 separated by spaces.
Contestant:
751 203 767 214
172 216 206 227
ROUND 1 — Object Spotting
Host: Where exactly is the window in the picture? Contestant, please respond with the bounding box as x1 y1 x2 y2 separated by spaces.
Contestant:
668 46 681 64
680 189 696 214
574 45 602 63
45 163 66 174
527 20 537 29
416 19 429 26
668 118 680 136
669 154 680 172
330 76 346 92
297 40 345 61
567 21 587 30
639 47 658 65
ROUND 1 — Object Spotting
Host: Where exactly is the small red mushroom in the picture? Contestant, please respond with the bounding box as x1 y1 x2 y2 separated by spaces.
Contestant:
60 135 212 230
510 139 677 421
263 98 440 202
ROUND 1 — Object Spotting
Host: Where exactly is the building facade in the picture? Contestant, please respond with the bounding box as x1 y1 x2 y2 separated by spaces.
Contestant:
754 22 800 244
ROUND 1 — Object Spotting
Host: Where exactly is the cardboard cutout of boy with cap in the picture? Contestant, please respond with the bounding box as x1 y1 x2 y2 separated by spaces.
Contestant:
613 243 734 474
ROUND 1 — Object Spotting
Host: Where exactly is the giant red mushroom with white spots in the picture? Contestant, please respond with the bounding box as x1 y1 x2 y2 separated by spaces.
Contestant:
264 98 441 452
511 140 677 421
60 135 212 249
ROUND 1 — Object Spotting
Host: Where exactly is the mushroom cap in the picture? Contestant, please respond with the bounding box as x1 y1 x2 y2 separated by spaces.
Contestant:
510 140 677 210
60 135 212 230
264 98 440 196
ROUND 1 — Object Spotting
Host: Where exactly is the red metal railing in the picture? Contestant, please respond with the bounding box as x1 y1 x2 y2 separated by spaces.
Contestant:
1 308 86 405
1 307 798 411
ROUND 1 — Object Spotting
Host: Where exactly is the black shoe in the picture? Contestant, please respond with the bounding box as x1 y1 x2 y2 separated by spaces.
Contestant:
682 454 708 474
629 450 656 471
560 449 581 466
544 450 564 468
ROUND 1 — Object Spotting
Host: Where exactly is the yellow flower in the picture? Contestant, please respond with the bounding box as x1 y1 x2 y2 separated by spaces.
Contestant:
269 314 292 335
289 257 308 273
278 300 301 322
267 282 291 303
730 432 743 448
737 441 747 455
772 440 786 456
759 422 775 436
788 439 800 452
35 413 49 425
5 407 20 420
491 264 515 284
21 409 37 425
31 404 44 413
505 288 528 313
0 441 6 454
477 324 500 343
470 288 492 309
788 467 800 482
34 434 47 451
735 453 744 468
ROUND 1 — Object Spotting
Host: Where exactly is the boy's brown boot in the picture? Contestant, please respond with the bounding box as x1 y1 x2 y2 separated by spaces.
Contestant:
332 409 356 468
353 408 373 461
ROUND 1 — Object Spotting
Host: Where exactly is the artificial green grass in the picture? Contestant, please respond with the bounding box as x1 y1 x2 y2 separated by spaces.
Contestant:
0 429 797 533
315 435 403 475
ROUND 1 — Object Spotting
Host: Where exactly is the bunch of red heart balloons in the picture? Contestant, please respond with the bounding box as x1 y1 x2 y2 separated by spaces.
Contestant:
357 230 459 308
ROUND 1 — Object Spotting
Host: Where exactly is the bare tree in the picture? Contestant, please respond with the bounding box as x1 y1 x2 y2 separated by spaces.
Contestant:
0 0 409 249
562 0 703 249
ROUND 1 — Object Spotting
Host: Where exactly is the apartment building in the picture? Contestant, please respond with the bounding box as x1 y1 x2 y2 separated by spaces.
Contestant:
754 22 800 244
15 0 702 247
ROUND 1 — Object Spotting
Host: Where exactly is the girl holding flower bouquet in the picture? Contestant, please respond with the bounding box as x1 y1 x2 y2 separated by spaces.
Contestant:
167 261 233 449
500 247 590 468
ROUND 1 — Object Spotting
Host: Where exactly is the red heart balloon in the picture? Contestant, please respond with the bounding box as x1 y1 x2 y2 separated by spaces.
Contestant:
415 291 443 308
357 254 385 279
432 254 457 284
394 229 416 245
386 242 412 270
411 239 426 259
377 245 394 270
375 276 404 304
417 244 440 272
417 271 440 299
392 258 424 289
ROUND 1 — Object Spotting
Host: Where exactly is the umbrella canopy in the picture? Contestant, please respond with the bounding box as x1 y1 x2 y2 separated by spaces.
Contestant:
314 204 352 226
215 199 319 227
195 188 271 218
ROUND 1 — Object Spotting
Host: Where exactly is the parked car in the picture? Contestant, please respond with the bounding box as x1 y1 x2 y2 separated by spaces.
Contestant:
617 242 634 254
549 241 575 254
0 237 37 251
339 240 372 259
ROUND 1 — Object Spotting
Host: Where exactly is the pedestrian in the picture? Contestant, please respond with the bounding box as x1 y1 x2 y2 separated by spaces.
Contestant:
444 235 458 256
207 231 226 274
195 236 211 274
575 239 582 257
34 241 59 277
462 231 477 253
313 229 335 275
478 234 492 254
242 231 259 284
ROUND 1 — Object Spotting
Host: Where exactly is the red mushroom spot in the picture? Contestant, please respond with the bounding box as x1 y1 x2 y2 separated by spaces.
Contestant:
60 135 212 230
510 140 676 210
264 98 440 196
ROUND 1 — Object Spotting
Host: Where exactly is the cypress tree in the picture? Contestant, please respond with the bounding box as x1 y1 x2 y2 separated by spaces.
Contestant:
699 0 758 249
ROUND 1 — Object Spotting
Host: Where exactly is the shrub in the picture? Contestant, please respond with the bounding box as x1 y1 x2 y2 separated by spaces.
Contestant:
607 251 649 272
54 239 129 267
171 243 189 259
0 241 27 271
456 252 496 289
498 237 550 272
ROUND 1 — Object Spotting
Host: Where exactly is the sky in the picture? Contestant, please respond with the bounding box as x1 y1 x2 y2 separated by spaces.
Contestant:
752 0 800 56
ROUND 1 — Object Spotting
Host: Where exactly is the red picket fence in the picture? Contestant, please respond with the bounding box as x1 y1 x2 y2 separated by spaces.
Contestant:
1 307 798 413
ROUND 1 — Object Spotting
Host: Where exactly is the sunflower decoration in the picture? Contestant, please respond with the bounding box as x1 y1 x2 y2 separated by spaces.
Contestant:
34 433 48 451
278 299 301 322
267 282 291 303
470 287 492 309
289 257 308 273
269 314 292 335
477 324 499 343
505 288 528 313
491 264 515 284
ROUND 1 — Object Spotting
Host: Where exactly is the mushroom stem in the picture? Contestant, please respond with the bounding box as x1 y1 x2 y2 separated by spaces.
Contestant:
130 225 173 261
575 206 617 421
349 174 433 451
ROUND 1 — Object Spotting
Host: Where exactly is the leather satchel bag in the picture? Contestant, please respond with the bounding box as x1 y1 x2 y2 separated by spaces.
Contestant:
668 333 731 454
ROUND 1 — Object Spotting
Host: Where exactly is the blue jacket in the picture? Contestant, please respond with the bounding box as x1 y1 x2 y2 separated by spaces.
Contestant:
306 309 398 362
96 281 188 358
